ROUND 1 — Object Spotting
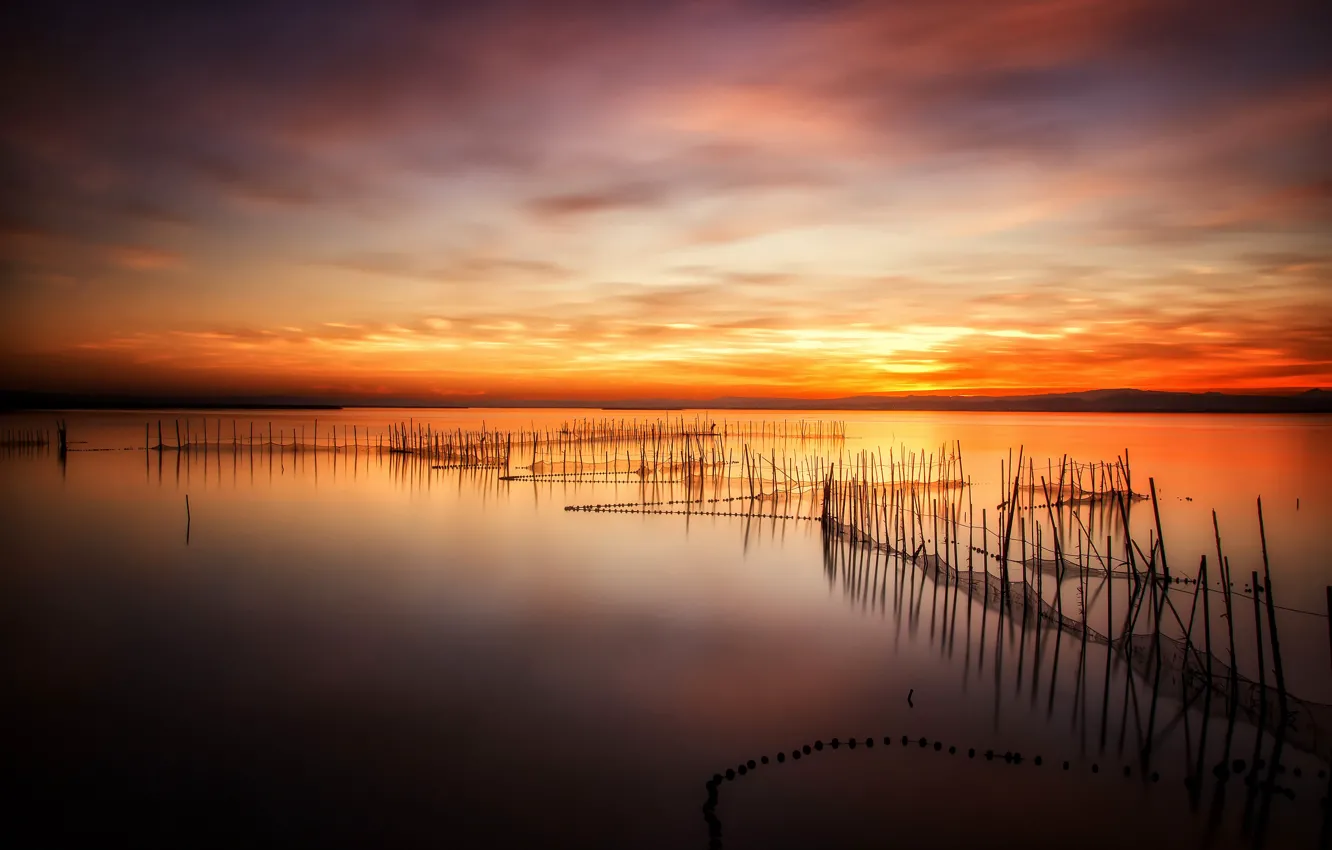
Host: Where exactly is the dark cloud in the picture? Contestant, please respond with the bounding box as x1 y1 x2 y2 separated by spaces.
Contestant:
189 149 367 207
528 183 667 218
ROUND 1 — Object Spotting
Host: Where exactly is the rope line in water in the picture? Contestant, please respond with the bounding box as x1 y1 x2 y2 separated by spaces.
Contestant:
701 731 1328 848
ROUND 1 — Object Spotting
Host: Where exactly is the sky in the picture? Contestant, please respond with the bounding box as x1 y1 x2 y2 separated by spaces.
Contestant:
2 0 1329 402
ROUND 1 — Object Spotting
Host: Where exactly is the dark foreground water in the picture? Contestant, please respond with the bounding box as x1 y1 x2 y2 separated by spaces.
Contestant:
2 410 1329 848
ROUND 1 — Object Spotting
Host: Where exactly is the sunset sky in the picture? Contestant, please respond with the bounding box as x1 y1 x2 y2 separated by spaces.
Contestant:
2 0 1329 402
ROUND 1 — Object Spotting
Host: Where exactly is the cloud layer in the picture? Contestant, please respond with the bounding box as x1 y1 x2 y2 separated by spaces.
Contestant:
2 0 1329 399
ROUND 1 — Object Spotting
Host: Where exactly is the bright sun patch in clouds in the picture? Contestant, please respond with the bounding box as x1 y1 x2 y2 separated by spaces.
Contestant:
1 0 1329 401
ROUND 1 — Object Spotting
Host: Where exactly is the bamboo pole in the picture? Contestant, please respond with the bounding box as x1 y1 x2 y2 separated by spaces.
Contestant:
1213 510 1237 701
1200 556 1212 681
1256 498 1288 722
1250 569 1268 716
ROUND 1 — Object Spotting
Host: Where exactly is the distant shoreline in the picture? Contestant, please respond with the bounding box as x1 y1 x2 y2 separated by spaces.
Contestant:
2 388 1329 415
0 404 347 412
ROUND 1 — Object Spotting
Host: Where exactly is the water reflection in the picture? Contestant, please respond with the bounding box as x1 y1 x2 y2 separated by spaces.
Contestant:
704 528 1328 848
1 409 1329 848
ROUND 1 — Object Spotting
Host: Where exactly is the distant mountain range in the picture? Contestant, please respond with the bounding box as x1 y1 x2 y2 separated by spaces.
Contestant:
2 388 1330 413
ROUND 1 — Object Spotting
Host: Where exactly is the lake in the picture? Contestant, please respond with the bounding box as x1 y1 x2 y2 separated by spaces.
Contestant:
2 409 1329 848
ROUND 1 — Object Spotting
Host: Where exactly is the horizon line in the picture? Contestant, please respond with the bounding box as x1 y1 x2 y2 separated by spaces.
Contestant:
3 386 1330 414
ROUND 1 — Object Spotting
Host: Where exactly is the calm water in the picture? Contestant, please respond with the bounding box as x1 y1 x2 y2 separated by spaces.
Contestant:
3 409 1329 848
